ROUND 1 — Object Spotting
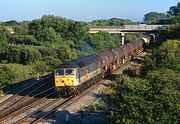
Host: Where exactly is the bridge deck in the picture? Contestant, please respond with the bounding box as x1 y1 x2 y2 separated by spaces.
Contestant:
89 25 164 33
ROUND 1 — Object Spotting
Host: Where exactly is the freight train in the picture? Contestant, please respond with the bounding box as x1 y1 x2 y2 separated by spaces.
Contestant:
54 35 152 96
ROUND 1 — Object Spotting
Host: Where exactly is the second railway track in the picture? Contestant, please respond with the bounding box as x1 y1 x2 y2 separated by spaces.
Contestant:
0 75 53 111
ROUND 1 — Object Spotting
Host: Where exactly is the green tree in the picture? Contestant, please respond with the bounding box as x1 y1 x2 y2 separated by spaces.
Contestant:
87 32 115 52
144 12 169 24
152 40 180 72
55 45 78 62
109 18 136 26
0 65 16 87
39 27 62 44
31 61 48 78
167 2 180 16
28 19 43 40
90 19 109 26
42 56 61 70
0 24 7 43
15 21 30 35
3 20 19 26
8 35 39 45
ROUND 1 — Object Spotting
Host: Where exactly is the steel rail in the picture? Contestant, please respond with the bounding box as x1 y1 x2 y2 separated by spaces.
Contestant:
15 97 63 124
0 81 53 119
0 87 56 123
0 79 53 112
31 83 99 124
0 75 53 109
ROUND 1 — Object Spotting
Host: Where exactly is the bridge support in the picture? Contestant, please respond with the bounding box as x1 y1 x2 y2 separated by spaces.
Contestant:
149 34 156 43
121 32 125 45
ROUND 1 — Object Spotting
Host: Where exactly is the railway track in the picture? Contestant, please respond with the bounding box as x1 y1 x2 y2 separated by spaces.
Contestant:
0 87 56 123
16 97 65 123
0 53 146 123
0 75 53 111
31 83 100 124
0 80 54 118
6 81 101 123
0 75 55 123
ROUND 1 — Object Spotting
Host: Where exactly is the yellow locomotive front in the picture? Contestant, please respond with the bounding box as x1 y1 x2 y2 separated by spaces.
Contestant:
55 68 79 87
54 67 80 96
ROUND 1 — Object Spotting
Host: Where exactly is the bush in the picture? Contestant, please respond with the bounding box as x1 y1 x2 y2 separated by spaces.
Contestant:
31 61 48 76
108 75 179 123
0 44 42 64
42 56 61 70
7 34 39 45
0 65 16 87
0 64 34 87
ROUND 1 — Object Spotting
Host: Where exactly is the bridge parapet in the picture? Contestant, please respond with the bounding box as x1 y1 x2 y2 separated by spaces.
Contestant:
89 24 165 33
124 25 164 30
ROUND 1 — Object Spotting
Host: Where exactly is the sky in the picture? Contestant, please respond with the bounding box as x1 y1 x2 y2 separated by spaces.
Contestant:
0 0 179 22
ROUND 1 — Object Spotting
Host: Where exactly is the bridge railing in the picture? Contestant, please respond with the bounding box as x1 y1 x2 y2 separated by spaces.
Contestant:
89 26 125 29
124 25 164 30
89 25 165 30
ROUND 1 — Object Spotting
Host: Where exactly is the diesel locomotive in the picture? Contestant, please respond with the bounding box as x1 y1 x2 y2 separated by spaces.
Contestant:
54 36 152 96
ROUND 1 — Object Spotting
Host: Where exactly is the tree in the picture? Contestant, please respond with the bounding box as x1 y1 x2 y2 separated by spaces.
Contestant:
55 45 78 62
109 18 136 26
152 40 180 72
167 2 180 16
39 27 62 44
0 65 17 87
90 18 137 27
0 24 7 43
143 12 169 24
31 61 48 79
15 21 30 35
90 19 109 26
3 20 19 26
87 32 115 52
28 19 43 40
8 35 39 45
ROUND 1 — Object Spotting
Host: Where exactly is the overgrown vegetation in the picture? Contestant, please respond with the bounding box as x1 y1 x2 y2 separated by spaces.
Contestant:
106 2 180 123
0 64 34 88
0 15 140 87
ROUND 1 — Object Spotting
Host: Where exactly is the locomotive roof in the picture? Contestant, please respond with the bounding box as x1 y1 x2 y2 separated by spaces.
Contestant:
58 55 100 68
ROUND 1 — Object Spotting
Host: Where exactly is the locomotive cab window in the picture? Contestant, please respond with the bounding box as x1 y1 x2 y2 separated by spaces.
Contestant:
65 69 74 75
56 69 64 76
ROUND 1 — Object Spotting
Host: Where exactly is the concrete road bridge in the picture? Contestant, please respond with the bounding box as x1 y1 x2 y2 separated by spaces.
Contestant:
89 25 165 33
89 25 165 45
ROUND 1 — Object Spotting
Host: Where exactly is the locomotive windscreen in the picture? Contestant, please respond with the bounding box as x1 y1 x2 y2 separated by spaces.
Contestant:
56 69 64 76
65 69 74 75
